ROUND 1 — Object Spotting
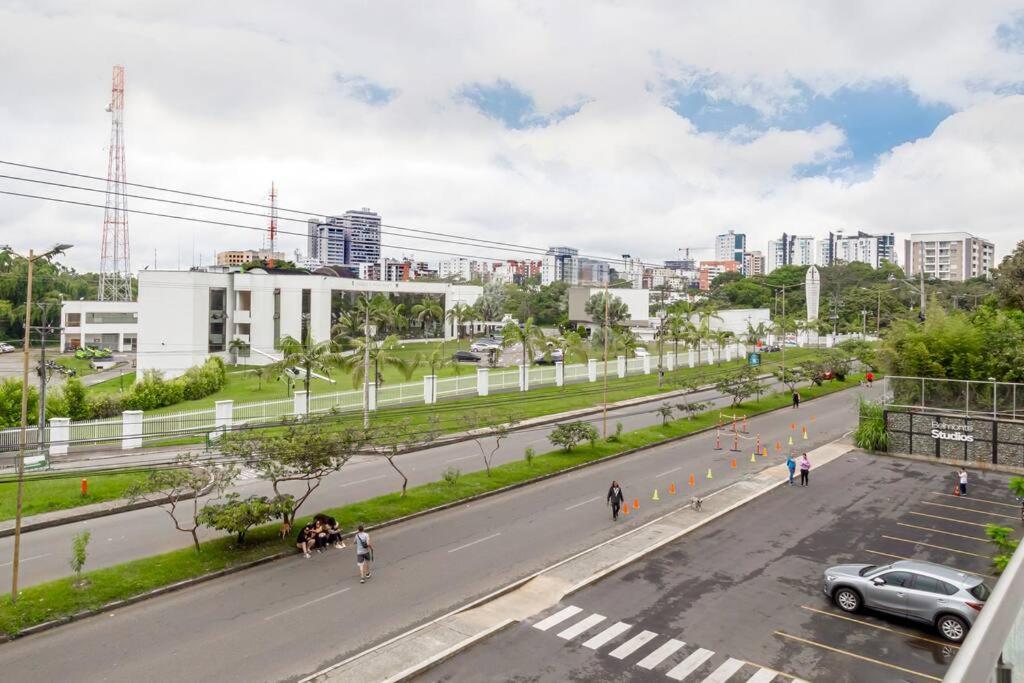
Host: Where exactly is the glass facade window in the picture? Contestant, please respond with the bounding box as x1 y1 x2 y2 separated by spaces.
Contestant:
301 289 311 342
209 288 226 352
273 288 281 349
122 333 137 352
65 312 81 327
85 312 138 324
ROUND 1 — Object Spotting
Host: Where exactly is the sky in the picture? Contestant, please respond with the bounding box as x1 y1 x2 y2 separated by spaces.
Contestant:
1 1 1024 273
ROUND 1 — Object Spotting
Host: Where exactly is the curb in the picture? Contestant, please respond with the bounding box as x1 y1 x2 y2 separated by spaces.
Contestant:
0 381 858 644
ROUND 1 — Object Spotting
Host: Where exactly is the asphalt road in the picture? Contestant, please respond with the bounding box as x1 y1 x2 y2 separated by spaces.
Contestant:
0 383 873 682
0 374 809 593
423 453 1017 683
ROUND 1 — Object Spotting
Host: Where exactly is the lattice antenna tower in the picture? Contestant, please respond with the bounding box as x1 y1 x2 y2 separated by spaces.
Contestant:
266 182 278 267
98 65 133 301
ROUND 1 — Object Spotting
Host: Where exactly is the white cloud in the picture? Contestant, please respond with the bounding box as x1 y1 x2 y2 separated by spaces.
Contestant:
1 0 1023 274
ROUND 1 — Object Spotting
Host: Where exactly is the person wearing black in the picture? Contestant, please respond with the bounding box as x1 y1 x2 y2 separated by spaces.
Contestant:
320 514 345 549
607 480 625 521
296 520 318 559
792 391 800 409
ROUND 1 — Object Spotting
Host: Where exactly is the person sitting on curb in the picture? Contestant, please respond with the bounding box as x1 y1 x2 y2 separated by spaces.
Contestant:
296 519 319 559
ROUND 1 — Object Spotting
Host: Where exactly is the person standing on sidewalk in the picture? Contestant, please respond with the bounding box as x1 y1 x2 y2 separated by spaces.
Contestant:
792 391 800 409
799 453 811 486
355 525 373 583
958 468 968 496
607 481 625 521
786 454 796 485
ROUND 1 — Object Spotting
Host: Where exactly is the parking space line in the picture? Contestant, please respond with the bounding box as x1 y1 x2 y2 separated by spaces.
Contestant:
799 605 959 648
774 631 942 681
932 492 1021 509
908 511 991 528
665 647 714 680
881 535 989 558
636 638 685 669
921 501 1018 521
864 548 996 579
896 522 990 542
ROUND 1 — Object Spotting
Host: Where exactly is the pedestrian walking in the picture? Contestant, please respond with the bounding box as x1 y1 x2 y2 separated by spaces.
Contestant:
786 454 796 485
792 391 800 409
865 371 874 387
958 468 968 496
799 452 811 486
607 480 625 521
354 524 373 583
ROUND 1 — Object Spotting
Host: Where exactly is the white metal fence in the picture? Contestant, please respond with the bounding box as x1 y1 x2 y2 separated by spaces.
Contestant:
4 343 763 453
883 375 1024 421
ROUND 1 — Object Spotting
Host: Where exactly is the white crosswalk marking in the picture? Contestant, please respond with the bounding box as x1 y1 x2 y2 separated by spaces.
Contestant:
666 647 715 680
609 630 658 659
582 621 631 650
533 606 583 632
745 669 777 683
557 614 606 640
703 657 745 683
636 638 686 669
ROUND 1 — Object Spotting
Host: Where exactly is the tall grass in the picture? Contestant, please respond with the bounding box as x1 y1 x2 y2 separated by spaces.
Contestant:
853 397 888 451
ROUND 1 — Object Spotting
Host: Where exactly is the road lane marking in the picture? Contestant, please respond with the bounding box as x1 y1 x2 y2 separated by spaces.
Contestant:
636 638 685 669
665 647 714 680
533 606 582 631
774 631 941 681
931 492 1021 509
656 466 683 478
864 549 995 579
557 613 606 640
337 474 387 488
745 670 777 683
264 587 351 621
908 511 991 528
921 501 1018 521
0 553 49 568
565 496 601 511
582 621 631 649
799 605 959 648
444 454 477 463
447 532 501 554
897 523 990 542
609 630 658 659
703 657 745 683
882 535 990 558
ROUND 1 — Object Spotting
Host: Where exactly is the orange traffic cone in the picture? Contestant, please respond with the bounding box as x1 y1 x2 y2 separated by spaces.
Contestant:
633 498 640 510
731 432 740 452
714 430 722 450
730 458 737 468
742 415 748 433
689 472 696 487
803 427 808 440
669 482 677 495
762 447 768 457
775 441 782 452
790 422 796 430
623 503 630 516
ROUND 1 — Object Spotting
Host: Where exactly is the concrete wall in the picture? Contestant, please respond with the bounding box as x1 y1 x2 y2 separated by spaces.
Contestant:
60 300 139 353
567 287 651 325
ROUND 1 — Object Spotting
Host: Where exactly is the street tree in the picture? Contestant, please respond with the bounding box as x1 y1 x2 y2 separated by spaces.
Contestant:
716 366 762 406
219 418 365 526
774 366 805 393
266 334 346 413
994 240 1024 310
467 411 518 475
548 421 599 452
125 453 237 552
655 403 674 426
673 378 710 419
198 493 292 544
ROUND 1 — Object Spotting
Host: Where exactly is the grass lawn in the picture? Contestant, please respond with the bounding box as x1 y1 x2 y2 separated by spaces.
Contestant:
0 470 157 522
0 372 861 635
54 355 97 378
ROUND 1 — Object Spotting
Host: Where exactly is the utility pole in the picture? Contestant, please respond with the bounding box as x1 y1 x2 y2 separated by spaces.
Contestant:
919 241 926 321
876 290 881 334
861 309 868 338
602 281 609 438
35 313 48 454
780 285 786 381
362 294 371 429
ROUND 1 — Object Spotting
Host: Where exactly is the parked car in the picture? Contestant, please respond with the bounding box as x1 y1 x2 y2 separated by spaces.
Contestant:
822 559 990 643
634 348 650 357
470 340 501 353
452 350 481 363
533 349 564 365
0 343 15 353
762 344 782 352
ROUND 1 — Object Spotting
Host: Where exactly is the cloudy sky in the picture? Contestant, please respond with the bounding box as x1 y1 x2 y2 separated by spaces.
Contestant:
2 1 1024 273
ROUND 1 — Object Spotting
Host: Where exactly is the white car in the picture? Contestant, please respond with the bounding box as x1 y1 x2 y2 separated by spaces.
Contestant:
0 343 15 353
634 348 650 357
470 340 501 353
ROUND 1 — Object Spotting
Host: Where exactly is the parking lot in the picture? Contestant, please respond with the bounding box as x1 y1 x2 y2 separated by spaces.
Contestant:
423 453 1020 682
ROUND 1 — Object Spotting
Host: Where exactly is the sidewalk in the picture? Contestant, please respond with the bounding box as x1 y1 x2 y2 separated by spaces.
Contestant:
307 439 856 682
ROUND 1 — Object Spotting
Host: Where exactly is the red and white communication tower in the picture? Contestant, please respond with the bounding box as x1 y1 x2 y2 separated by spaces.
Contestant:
266 182 278 267
99 65 133 301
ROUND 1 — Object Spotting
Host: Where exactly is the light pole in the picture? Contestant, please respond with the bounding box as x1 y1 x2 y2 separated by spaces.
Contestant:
861 309 868 339
4 243 72 604
602 281 609 438
656 309 667 389
989 377 997 420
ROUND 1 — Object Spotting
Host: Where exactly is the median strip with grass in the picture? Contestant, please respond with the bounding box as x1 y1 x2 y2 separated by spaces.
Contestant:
0 471 159 523
0 375 862 636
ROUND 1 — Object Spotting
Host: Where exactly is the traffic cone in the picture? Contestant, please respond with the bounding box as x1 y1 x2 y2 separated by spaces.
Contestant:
762 447 768 457
633 498 639 510
775 441 781 452
731 432 740 452
669 482 677 495
788 435 794 446
742 415 748 433
689 472 696 487
802 426 808 440
810 415 816 422
730 458 737 468
790 422 796 430
706 468 713 479
652 489 660 501
623 503 630 516
714 430 722 450
755 433 761 453
750 452 756 463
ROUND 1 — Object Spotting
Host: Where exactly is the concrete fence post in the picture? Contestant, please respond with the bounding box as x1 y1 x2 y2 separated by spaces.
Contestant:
518 364 529 392
122 410 143 450
477 367 489 397
49 417 70 457
725 345 733 362
424 375 436 404
367 383 377 412
688 348 696 368
617 355 626 378
213 399 233 439
588 359 597 382
642 355 651 375
293 391 308 417
666 353 675 371
555 362 564 387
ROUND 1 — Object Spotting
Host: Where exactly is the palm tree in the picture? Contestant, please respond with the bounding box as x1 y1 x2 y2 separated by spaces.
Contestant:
560 330 590 364
331 309 362 341
227 338 250 366
266 334 346 414
343 334 410 389
745 321 769 347
412 298 444 339
445 302 471 341
712 330 733 366
501 317 545 368
614 330 642 359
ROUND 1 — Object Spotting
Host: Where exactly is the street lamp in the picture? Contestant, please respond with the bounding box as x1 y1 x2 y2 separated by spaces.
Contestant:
861 309 868 339
3 243 72 603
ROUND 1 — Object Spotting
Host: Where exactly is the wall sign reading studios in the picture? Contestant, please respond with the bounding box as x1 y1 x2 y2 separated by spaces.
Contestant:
931 420 974 443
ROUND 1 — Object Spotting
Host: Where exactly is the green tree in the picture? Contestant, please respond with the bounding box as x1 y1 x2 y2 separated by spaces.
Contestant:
716 366 762 406
585 292 629 329
0 378 39 428
501 317 546 364
69 530 91 588
994 240 1024 310
412 298 444 338
475 281 508 321
548 421 599 452
267 334 346 412
655 403 674 426
198 493 293 544
61 376 91 421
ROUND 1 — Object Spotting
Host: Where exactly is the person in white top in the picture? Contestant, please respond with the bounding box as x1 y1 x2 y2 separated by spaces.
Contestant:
354 524 373 584
958 468 968 496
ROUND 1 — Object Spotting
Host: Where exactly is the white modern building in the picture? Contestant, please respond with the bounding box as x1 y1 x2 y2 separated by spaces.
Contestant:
903 232 996 282
818 230 896 269
541 246 580 286
60 300 139 352
134 269 481 378
306 208 382 267
766 234 814 273
715 230 746 263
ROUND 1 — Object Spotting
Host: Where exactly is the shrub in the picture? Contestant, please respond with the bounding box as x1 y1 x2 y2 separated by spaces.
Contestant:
62 376 92 420
198 493 292 544
523 447 535 466
180 357 227 401
69 530 91 588
0 378 38 428
88 394 123 419
986 524 1019 575
442 466 461 487
549 421 600 452
121 371 183 411
853 398 888 451
606 422 624 442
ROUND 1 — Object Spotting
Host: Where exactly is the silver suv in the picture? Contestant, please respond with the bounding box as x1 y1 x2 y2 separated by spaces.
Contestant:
822 559 991 642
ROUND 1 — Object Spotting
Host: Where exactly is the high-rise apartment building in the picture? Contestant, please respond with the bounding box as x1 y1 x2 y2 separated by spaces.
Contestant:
741 251 765 277
215 249 286 267
619 254 645 288
715 230 746 263
541 246 580 286
765 234 814 274
578 258 610 285
307 208 382 268
903 232 996 282
818 230 895 269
